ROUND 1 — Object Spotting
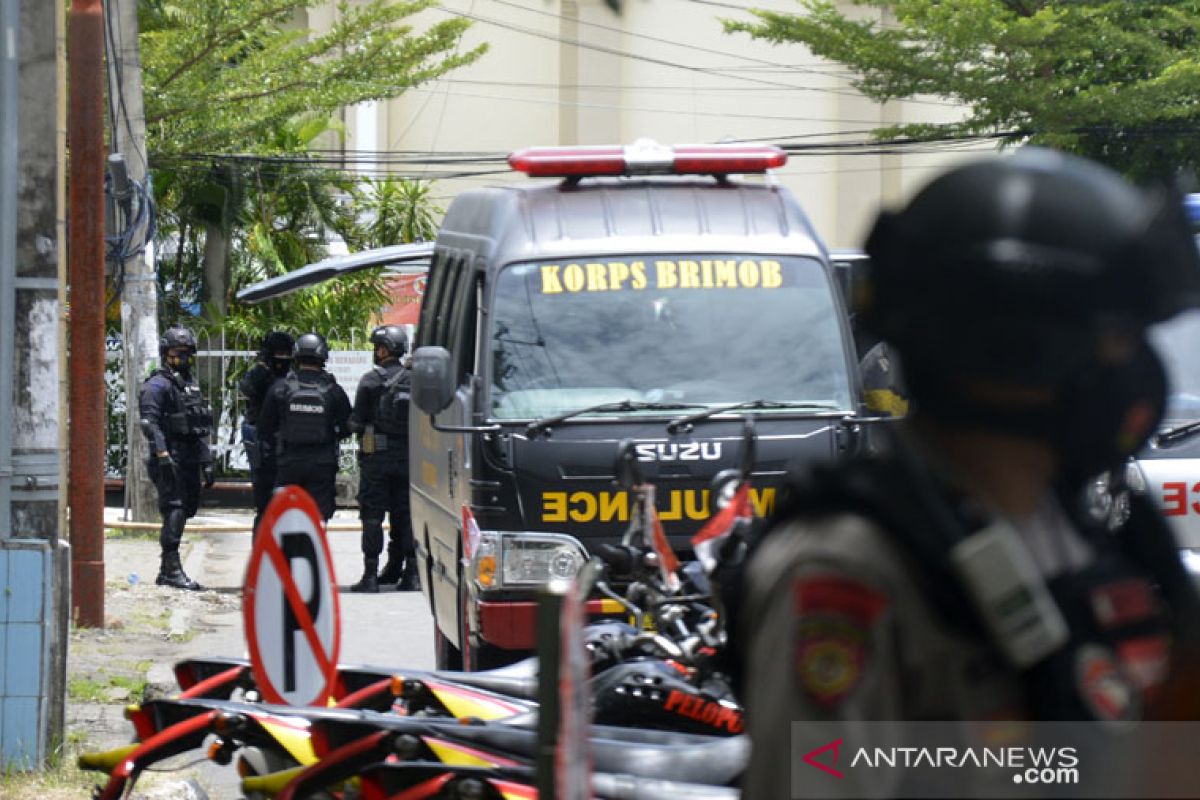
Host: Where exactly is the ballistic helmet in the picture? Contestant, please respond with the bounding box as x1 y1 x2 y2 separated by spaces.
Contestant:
861 147 1200 387
261 330 295 357
293 332 329 365
369 325 409 357
159 326 198 357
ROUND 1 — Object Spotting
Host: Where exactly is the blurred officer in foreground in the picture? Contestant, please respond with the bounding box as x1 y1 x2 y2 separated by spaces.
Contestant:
239 330 294 536
734 149 1200 798
349 325 416 593
257 333 351 521
139 325 214 591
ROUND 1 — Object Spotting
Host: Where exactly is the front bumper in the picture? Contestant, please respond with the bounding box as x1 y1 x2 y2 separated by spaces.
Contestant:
477 597 626 650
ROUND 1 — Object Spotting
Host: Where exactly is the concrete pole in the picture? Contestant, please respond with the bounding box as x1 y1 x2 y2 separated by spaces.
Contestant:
105 0 159 521
67 0 106 627
0 0 17 536
15 0 66 535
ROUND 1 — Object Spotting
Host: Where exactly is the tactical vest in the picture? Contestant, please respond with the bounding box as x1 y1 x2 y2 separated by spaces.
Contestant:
164 372 213 439
731 450 1196 723
373 363 411 435
281 373 336 446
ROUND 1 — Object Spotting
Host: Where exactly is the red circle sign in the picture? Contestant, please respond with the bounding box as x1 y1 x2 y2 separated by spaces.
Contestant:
243 486 341 706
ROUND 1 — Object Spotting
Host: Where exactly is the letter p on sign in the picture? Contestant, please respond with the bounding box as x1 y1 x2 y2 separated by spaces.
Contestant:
244 486 341 706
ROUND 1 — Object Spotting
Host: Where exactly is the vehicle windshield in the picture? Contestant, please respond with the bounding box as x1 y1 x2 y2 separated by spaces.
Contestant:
1150 308 1200 426
487 255 853 420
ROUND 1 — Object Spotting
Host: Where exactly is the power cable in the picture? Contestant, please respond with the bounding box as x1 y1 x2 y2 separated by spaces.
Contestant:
407 84 905 125
487 0 860 83
438 6 849 94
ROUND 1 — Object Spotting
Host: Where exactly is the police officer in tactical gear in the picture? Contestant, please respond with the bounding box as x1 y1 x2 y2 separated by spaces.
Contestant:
349 324 417 593
734 149 1200 798
139 325 214 591
256 332 351 521
239 330 295 535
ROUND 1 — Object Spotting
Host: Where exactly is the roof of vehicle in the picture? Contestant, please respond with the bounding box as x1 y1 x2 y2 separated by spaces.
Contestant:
436 176 829 267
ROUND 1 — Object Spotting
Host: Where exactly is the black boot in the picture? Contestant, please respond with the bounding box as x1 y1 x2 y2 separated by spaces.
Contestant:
350 558 379 593
397 556 420 592
156 550 202 591
377 547 404 586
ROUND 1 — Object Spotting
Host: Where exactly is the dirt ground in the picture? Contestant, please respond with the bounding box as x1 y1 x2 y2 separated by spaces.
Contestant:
2 530 241 800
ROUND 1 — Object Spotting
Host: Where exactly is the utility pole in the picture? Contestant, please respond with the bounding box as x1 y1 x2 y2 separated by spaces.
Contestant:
68 0 106 628
104 0 159 521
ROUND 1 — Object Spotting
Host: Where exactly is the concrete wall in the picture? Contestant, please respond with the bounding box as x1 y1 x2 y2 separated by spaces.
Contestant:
310 0 988 248
0 0 67 769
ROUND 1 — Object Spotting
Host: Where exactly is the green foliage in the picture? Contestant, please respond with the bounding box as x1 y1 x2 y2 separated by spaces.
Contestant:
205 170 443 348
141 0 481 325
140 0 485 156
726 1 1200 179
348 177 442 247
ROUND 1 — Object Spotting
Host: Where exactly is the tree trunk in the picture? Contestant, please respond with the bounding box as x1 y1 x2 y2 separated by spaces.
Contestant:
202 219 229 321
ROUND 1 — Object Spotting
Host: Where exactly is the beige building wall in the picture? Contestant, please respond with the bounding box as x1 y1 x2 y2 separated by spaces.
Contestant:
305 1 986 249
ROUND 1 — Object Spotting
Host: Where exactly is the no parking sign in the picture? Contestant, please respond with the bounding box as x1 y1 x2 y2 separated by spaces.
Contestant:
243 486 341 706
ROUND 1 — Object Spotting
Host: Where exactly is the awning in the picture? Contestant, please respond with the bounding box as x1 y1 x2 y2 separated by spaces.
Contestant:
235 241 435 304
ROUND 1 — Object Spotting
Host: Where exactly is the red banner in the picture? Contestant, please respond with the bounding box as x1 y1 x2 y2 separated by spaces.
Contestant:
378 271 427 326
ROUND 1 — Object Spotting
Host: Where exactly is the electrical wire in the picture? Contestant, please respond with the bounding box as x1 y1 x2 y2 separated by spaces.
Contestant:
105 176 158 309
102 0 149 175
438 6 846 94
486 0 862 84
406 84 906 125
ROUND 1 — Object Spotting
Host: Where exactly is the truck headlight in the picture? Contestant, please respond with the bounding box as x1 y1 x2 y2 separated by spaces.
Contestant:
470 531 588 590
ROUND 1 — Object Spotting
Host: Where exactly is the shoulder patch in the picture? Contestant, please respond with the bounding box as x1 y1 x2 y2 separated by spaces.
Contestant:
793 575 888 707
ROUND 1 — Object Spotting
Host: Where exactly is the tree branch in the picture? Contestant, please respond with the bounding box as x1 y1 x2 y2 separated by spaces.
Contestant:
155 1 303 92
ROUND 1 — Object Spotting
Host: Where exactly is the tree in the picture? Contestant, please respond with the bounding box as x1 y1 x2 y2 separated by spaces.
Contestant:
726 1 1200 179
139 0 485 318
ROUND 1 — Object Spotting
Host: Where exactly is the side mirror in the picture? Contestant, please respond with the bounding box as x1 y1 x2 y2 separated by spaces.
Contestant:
859 341 908 418
411 346 455 415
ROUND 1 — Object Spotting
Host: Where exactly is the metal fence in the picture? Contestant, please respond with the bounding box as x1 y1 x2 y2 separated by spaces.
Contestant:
105 328 371 479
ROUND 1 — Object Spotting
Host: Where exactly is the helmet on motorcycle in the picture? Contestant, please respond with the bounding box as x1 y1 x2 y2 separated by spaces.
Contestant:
369 325 408 358
293 332 329 365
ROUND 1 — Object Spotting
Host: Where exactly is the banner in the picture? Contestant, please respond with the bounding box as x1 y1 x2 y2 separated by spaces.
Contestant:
379 271 427 327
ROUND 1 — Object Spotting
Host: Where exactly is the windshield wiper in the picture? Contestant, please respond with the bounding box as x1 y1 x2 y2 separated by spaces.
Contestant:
525 399 704 439
1155 420 1200 447
667 400 841 433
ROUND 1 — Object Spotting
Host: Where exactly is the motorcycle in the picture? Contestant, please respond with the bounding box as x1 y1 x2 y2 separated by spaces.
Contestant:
79 437 756 798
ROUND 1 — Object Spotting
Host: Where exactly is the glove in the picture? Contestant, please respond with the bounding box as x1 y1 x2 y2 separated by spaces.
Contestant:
202 463 215 489
153 452 179 490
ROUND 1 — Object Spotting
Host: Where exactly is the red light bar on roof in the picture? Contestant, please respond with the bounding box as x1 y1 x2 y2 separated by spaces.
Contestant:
508 139 787 178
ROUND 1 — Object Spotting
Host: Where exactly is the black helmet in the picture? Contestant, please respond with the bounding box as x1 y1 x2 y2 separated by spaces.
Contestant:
261 330 295 357
369 325 408 357
159 326 197 357
861 147 1200 386
293 332 329 364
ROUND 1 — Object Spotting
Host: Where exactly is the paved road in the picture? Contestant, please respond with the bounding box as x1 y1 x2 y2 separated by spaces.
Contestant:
185 508 436 672
145 509 436 798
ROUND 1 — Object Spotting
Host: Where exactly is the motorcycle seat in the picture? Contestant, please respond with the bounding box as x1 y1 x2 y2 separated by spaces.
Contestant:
343 658 541 701
440 725 748 786
423 657 540 700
